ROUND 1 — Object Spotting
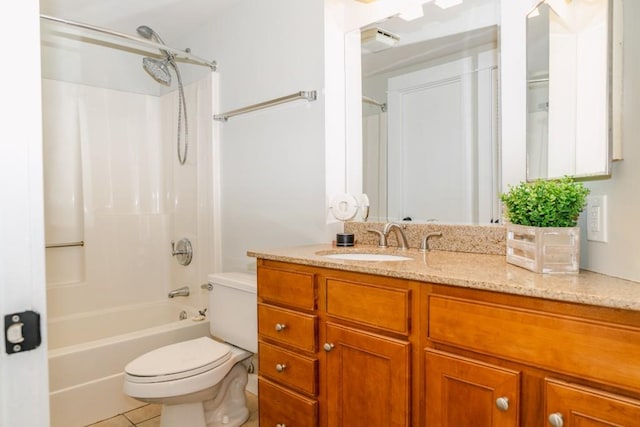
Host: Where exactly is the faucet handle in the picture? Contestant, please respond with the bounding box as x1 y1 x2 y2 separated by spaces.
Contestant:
420 232 442 252
367 229 388 248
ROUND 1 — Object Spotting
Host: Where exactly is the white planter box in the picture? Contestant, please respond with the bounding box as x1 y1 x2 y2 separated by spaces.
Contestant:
506 224 579 274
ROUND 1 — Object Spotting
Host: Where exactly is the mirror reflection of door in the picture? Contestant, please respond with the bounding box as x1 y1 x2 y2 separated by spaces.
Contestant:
384 56 498 223
358 0 501 224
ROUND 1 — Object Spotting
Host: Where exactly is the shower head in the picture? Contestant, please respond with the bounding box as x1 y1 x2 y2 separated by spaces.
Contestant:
136 25 165 44
142 57 171 86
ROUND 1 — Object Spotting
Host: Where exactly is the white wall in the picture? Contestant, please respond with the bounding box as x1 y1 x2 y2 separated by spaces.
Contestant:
501 0 640 282
183 0 336 272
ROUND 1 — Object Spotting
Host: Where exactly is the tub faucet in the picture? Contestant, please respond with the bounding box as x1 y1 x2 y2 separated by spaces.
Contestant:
383 223 410 250
168 286 190 298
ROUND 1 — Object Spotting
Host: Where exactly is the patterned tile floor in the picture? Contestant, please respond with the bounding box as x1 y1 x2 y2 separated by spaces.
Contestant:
86 392 258 427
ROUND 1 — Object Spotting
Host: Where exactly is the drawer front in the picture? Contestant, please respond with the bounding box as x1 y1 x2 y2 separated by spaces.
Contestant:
259 378 318 427
259 341 318 396
258 304 317 352
325 278 411 335
258 266 316 311
429 295 640 393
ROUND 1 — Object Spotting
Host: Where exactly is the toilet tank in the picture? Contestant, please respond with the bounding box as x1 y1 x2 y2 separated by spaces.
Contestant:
208 272 257 354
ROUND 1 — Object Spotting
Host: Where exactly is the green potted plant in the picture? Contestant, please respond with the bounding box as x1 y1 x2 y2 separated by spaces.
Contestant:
500 177 590 273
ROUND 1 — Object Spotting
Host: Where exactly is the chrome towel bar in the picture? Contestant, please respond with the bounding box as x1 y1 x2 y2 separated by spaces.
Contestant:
214 90 317 122
45 241 85 249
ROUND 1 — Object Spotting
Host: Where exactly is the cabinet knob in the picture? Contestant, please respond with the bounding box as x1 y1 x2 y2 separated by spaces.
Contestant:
495 396 509 411
274 323 286 332
548 412 564 427
323 342 335 352
275 363 286 373
276 424 287 427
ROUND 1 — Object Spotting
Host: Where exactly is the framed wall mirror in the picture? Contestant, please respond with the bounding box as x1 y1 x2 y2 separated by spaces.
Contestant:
526 0 613 180
356 0 501 224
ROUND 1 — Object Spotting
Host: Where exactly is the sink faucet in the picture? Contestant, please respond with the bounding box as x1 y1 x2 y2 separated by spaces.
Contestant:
420 232 442 252
383 223 410 250
168 286 190 298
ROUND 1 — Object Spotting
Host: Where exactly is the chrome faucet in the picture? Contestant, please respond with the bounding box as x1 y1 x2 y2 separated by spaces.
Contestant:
420 232 442 252
168 286 190 298
383 223 410 250
367 229 388 248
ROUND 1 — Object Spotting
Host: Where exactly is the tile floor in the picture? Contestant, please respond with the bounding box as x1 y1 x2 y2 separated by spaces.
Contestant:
86 392 258 427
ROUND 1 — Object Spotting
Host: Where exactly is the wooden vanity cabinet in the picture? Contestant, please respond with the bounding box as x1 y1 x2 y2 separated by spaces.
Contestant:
322 274 415 427
257 260 421 427
257 264 319 427
425 285 640 427
257 259 640 427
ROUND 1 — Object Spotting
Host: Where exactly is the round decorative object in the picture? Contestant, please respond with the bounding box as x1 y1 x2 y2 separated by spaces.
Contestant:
329 193 359 222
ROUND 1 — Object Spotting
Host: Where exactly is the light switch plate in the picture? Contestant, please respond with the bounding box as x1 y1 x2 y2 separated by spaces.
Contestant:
586 195 608 243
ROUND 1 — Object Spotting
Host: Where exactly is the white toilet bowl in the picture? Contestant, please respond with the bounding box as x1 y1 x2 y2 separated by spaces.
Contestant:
124 337 252 427
123 272 257 427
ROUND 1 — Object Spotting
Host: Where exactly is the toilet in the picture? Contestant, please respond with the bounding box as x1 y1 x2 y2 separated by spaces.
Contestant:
123 272 257 427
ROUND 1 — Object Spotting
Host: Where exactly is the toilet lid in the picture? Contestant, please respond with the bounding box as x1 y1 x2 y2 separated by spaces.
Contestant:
125 337 231 383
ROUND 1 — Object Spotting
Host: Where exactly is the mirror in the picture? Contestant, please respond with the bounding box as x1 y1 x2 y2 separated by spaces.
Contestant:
358 1 501 224
526 0 612 180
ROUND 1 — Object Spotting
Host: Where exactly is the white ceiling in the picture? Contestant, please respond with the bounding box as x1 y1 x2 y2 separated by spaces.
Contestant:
39 0 237 44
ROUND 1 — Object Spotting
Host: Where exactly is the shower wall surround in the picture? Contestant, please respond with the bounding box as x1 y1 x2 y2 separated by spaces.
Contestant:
42 76 214 318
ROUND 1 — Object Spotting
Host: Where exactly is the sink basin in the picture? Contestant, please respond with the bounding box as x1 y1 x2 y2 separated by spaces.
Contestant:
321 253 413 262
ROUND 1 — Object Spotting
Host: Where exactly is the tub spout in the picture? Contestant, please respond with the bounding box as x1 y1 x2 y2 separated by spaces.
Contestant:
168 286 190 298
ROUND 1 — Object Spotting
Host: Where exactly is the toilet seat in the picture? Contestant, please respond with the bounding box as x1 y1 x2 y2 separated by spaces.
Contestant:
125 337 231 384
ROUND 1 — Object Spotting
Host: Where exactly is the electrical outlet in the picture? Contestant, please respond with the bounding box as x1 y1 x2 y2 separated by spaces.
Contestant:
586 195 608 243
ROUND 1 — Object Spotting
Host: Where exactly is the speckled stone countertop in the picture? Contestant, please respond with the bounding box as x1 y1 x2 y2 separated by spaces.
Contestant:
248 244 640 312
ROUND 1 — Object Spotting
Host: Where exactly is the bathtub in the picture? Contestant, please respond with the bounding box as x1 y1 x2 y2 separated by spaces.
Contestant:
48 300 210 427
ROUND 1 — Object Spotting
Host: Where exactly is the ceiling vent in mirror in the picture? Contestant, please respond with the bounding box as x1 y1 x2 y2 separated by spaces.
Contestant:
361 28 400 53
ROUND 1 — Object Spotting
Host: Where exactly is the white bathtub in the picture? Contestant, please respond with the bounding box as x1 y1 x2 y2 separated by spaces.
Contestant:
48 301 210 427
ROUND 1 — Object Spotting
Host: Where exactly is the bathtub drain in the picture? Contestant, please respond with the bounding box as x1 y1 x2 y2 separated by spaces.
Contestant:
179 310 188 320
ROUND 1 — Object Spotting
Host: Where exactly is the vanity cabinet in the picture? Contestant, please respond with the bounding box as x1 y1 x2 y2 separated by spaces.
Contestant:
256 258 640 427
257 265 319 426
322 273 414 427
257 260 421 426
426 285 640 426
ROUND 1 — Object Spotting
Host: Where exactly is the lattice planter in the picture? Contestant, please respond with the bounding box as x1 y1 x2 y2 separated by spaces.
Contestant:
506 223 579 274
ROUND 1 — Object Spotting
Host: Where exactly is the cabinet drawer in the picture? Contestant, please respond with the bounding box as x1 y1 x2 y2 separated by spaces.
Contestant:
259 341 318 396
325 278 411 335
259 378 317 427
429 295 640 393
258 266 316 311
258 304 317 352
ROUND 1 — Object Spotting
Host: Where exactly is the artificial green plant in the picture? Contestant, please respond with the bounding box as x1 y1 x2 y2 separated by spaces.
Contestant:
500 177 590 227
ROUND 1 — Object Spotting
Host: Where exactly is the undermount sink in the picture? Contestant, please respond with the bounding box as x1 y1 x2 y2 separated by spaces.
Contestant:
321 253 413 262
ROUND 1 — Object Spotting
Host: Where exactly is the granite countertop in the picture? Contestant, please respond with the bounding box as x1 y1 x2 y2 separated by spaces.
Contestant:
248 244 640 312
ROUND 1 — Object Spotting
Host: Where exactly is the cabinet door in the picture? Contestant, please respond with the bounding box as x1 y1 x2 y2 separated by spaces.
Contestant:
545 379 640 427
425 349 520 427
325 322 411 427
